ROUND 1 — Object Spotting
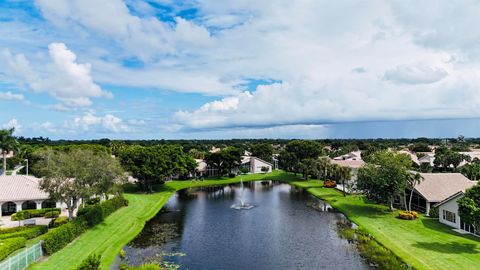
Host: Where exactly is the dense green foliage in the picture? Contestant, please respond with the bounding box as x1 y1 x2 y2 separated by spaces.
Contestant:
43 221 88 255
204 146 242 176
34 148 125 218
433 146 470 170
458 184 480 233
459 160 480 180
77 195 128 227
279 140 323 177
76 253 101 270
357 151 412 209
11 208 60 221
49 217 70 228
118 145 196 191
0 237 26 261
0 225 47 240
250 143 274 162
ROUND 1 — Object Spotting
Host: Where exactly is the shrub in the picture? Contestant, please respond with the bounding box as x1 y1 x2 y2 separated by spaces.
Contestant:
44 211 60 218
0 237 26 261
428 207 439 218
323 180 336 188
76 253 101 270
0 226 48 240
42 221 87 255
49 217 70 228
77 195 128 227
120 263 163 270
398 211 419 220
11 208 60 220
85 197 101 206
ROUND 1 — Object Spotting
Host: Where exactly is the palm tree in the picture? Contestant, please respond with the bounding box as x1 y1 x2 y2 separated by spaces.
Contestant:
338 166 352 197
407 172 423 211
0 128 19 175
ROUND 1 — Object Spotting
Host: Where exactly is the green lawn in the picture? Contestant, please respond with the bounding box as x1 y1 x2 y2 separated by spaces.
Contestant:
30 172 479 270
30 172 285 270
288 179 480 270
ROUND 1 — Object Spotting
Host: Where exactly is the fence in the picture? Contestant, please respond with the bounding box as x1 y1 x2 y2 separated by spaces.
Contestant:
0 242 43 270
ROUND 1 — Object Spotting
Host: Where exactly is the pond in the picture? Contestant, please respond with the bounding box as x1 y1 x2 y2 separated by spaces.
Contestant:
121 181 368 270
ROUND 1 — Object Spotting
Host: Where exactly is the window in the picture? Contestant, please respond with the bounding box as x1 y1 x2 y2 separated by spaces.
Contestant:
443 209 456 223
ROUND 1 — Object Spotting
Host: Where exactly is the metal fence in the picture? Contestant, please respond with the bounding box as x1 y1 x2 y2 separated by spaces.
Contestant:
0 242 43 270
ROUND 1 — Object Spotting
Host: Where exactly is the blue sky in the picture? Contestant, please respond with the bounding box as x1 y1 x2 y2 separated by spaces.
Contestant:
1 0 480 139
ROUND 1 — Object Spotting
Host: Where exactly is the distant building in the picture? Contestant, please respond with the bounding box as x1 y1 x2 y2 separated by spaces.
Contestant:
434 191 479 236
198 155 273 177
418 153 435 167
0 175 60 217
331 159 365 193
333 151 362 161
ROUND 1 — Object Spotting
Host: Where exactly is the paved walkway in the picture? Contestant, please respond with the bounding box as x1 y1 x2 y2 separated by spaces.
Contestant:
0 210 69 228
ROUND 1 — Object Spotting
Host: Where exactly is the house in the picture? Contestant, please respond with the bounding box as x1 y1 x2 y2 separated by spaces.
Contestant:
434 191 479 236
0 175 60 217
407 173 477 214
418 153 435 167
458 151 480 167
333 151 362 161
241 156 273 174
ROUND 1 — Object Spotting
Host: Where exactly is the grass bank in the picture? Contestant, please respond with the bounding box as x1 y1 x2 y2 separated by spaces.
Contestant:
288 179 480 270
30 171 287 270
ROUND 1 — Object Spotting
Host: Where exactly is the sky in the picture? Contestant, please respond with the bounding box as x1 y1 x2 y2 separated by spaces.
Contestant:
1 0 480 140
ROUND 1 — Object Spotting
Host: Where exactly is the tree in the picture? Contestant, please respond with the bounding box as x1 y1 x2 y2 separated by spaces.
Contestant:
0 128 19 175
250 143 274 162
460 163 480 180
204 147 242 176
357 151 412 210
434 147 470 171
118 145 196 191
336 166 352 197
406 172 423 211
279 140 323 178
34 148 125 219
458 184 480 234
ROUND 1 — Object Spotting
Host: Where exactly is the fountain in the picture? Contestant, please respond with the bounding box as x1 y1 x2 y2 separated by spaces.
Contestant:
231 178 255 210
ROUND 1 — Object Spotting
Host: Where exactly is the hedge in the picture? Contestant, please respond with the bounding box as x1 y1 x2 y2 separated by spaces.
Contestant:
77 195 129 227
43 195 128 255
0 225 48 240
0 237 26 261
11 208 60 221
43 221 87 255
49 217 70 228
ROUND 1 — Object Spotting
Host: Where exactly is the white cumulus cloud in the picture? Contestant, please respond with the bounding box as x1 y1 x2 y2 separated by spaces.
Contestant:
0 91 24 101
1 43 111 107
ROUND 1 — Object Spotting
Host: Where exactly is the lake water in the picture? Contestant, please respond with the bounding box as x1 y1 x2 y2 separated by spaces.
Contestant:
122 181 368 270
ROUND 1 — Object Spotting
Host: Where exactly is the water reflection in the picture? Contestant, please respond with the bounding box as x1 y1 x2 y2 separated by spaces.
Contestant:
123 181 368 270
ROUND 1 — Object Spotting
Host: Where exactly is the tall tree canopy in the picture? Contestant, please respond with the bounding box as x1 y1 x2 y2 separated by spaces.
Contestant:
434 147 470 171
458 184 480 233
279 140 323 178
118 145 196 191
34 148 125 218
205 146 242 176
250 143 274 162
0 128 19 175
357 150 412 210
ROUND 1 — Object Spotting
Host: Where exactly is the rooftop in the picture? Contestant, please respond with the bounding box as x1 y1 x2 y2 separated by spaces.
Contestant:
0 175 49 202
414 173 477 202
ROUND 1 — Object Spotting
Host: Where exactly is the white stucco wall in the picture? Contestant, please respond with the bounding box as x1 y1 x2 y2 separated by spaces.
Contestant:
438 196 461 229
251 158 273 173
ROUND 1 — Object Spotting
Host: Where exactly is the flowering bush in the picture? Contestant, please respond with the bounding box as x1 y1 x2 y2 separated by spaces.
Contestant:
323 180 336 188
398 211 419 220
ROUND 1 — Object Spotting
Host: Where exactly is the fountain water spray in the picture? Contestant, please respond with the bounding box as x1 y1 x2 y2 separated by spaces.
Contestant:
231 177 254 210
